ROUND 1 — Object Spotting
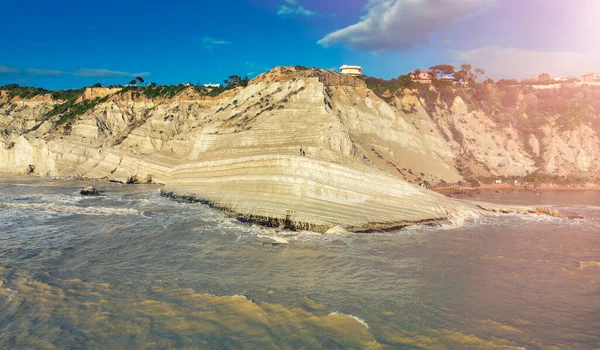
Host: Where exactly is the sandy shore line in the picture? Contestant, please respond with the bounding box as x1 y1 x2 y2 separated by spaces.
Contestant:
1 172 560 232
433 183 600 195
2 172 597 193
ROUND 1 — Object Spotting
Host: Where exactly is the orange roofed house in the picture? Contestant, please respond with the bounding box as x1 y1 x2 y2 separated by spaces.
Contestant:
582 72 600 82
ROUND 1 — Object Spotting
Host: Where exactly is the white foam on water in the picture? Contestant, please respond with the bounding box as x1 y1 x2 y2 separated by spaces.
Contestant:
131 198 150 205
256 234 291 244
5 288 18 302
472 212 597 234
441 209 481 229
231 294 250 300
507 213 572 225
0 202 140 217
328 312 370 329
0 207 22 228
5 193 89 206
253 228 354 245
399 224 444 234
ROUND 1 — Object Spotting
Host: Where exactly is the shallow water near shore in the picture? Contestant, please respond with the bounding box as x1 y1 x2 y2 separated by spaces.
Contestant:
0 177 599 349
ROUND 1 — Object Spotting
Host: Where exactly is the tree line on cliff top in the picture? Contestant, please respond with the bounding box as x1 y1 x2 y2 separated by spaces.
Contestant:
360 63 600 134
0 73 253 131
3 64 598 135
1 73 250 101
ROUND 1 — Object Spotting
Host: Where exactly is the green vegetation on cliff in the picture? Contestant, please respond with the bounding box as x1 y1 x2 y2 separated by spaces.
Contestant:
360 75 419 102
361 70 600 134
358 65 600 184
23 88 107 131
119 84 189 99
1 84 83 101
1 84 48 99
2 66 600 187
50 96 109 127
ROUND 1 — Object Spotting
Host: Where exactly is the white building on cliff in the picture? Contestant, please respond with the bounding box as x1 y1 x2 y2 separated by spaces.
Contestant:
340 65 362 76
582 72 600 83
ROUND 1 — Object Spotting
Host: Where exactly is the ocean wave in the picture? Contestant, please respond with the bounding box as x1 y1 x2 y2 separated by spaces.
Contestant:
0 202 140 216
579 261 600 270
256 234 291 244
3 193 88 206
442 209 481 229
402 209 583 234
0 269 381 349
475 212 569 225
328 312 370 329
556 205 600 210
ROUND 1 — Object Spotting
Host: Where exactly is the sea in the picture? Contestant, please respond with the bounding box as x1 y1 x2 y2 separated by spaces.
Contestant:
0 176 598 349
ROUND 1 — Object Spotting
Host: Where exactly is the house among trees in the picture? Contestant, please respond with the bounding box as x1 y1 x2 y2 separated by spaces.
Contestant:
340 65 363 76
553 76 579 82
409 70 435 83
408 64 484 84
581 72 600 83
440 76 460 82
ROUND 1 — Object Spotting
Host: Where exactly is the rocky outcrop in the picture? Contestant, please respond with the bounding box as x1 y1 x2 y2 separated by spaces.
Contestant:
75 87 122 103
80 185 100 196
159 155 487 232
0 67 586 231
250 66 367 88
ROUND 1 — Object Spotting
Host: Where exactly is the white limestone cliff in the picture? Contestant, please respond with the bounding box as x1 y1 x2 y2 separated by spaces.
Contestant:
1 67 588 231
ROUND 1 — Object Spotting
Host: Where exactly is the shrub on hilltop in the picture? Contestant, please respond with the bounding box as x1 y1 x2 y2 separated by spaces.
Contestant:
360 75 420 103
1 84 48 99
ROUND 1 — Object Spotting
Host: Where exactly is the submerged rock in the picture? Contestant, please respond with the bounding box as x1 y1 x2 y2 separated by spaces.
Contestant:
80 186 100 196
567 214 584 220
532 207 561 217
579 261 600 270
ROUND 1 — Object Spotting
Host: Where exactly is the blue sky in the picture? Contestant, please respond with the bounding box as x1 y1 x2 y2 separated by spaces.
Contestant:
1 0 598 89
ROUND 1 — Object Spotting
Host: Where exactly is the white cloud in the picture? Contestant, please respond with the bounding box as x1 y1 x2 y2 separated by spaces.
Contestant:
202 36 232 50
73 69 150 78
453 46 600 79
277 0 318 17
24 68 64 76
318 0 494 52
0 65 21 74
0 65 150 78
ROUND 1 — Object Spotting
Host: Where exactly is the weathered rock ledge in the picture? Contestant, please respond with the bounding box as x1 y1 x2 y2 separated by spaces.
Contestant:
475 203 561 217
157 155 559 233
160 189 451 233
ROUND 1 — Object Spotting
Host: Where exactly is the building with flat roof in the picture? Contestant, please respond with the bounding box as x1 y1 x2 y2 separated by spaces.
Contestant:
340 65 362 76
582 72 600 83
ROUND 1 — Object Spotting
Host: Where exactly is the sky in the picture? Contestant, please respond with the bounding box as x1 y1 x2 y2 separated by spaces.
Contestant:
1 0 598 89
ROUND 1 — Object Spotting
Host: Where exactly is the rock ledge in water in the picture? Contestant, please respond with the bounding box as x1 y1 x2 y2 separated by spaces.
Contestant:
80 186 100 196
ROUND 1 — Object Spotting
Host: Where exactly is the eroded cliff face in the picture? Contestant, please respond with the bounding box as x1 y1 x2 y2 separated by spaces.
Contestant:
439 97 600 179
0 67 590 231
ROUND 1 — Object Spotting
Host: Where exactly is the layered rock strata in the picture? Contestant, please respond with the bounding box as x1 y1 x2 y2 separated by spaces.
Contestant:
0 67 576 231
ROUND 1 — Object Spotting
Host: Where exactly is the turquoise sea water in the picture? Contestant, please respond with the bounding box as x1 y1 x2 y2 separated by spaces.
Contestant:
0 177 598 349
